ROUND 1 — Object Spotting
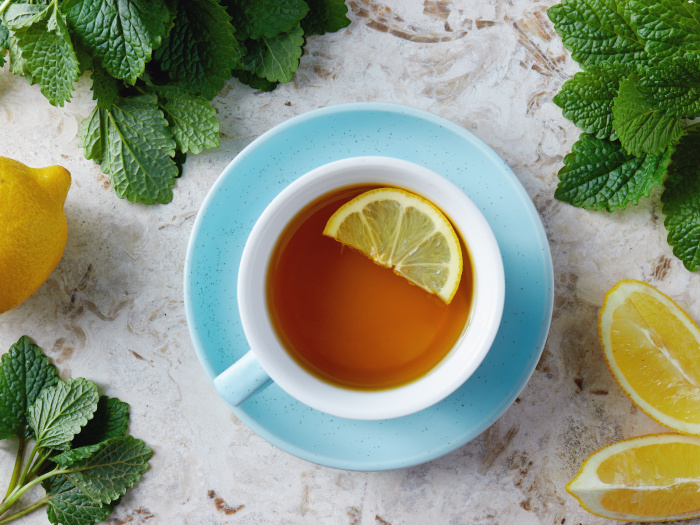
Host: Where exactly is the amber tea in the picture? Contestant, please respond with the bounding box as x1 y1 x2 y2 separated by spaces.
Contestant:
266 185 474 390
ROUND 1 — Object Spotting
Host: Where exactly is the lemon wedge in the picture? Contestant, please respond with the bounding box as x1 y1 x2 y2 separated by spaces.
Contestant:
323 187 463 304
567 433 700 522
598 280 700 435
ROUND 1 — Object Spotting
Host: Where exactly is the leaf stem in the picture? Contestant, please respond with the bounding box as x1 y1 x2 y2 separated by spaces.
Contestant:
0 468 68 516
0 0 11 17
15 442 39 491
0 496 49 525
24 448 52 484
2 436 26 503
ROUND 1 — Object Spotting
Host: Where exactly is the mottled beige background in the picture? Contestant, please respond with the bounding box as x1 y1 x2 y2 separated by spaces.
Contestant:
2 1 699 524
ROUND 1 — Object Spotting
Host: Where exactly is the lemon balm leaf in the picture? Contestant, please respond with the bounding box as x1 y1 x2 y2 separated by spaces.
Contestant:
232 0 308 40
0 336 59 440
302 0 351 35
2 4 52 31
232 69 279 91
89 63 119 110
554 134 672 211
0 20 7 48
103 95 178 203
7 29 29 77
52 443 108 467
152 86 220 155
612 77 685 156
64 0 171 84
58 436 153 505
243 24 304 83
0 21 8 67
45 475 117 525
635 53 700 118
78 93 179 204
553 63 635 140
13 8 80 107
28 378 99 450
77 106 105 163
153 0 242 101
630 0 700 60
662 126 700 271
547 0 649 68
72 396 130 448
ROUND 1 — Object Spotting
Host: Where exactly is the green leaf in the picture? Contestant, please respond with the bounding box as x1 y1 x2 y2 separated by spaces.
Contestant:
14 8 80 106
301 0 351 35
72 39 93 74
0 20 8 48
77 106 106 162
77 93 179 204
553 62 635 140
629 0 700 60
61 436 152 505
7 30 29 77
0 22 7 68
612 77 685 156
662 125 700 271
555 133 673 211
45 475 116 525
244 24 304 83
73 396 130 448
2 4 51 30
635 53 700 118
28 378 99 450
153 86 220 154
233 69 279 91
0 336 59 440
90 63 120 109
233 0 308 40
547 0 649 68
65 0 171 84
51 443 107 467
153 0 242 100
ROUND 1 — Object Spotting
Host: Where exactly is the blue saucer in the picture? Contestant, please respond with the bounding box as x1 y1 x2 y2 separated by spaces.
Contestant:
184 103 554 471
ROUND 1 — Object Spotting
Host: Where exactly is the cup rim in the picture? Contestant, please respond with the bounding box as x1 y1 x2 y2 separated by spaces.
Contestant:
238 156 505 420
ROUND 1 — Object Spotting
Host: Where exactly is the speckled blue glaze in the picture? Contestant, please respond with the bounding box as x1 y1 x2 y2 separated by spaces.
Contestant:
184 103 554 471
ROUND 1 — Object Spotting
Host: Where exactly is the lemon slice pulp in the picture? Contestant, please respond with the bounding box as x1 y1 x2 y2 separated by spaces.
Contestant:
323 187 463 304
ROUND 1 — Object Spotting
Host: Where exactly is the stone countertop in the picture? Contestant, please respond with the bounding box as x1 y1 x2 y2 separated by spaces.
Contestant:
1 1 699 524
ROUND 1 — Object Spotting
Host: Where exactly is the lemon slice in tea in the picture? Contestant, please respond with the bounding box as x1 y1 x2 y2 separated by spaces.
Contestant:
323 187 463 304
598 280 700 435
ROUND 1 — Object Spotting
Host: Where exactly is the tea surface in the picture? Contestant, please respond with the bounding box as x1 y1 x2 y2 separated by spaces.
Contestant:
266 185 474 390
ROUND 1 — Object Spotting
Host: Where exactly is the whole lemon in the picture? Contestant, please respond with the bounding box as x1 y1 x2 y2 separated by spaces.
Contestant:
0 157 71 314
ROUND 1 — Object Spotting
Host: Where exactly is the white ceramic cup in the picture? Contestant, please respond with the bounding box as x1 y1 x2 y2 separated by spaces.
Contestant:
213 156 505 420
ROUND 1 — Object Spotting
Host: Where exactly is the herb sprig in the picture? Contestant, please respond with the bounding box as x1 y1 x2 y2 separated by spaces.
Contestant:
0 0 350 204
548 0 700 271
0 336 151 525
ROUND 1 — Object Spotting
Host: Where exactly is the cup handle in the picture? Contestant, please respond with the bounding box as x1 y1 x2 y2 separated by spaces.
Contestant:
213 351 273 407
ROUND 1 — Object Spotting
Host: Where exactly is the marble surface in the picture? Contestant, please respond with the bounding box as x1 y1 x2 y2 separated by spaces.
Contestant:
1 0 700 524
